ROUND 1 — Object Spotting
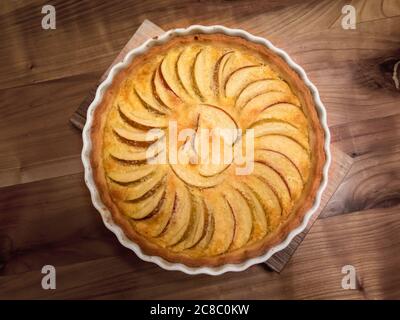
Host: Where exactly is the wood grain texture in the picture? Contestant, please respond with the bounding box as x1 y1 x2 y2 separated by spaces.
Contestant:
0 0 400 299
322 146 400 217
0 72 97 188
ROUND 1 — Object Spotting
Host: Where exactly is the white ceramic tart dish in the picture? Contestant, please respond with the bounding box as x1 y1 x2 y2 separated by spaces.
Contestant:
82 25 331 275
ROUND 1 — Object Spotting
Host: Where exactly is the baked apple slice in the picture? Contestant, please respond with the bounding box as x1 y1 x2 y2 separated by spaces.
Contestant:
223 186 253 250
109 106 165 143
235 79 291 109
134 87 170 115
118 99 168 129
127 56 170 115
109 167 167 201
107 138 164 163
218 52 258 97
203 191 234 255
113 126 164 143
197 104 238 137
123 80 169 115
195 104 238 176
229 180 268 242
242 176 282 230
153 64 183 109
254 103 308 135
240 92 301 128
215 51 234 97
252 162 293 217
134 175 176 237
251 120 309 150
189 201 214 252
119 182 166 219
107 164 156 184
158 179 191 246
161 48 194 102
176 45 203 101
254 149 303 202
255 135 310 181
172 192 206 250
193 46 222 103
225 65 276 100
170 163 224 188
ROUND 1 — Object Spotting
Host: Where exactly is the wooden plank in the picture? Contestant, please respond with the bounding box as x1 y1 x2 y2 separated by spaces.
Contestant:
266 146 354 271
0 72 98 188
330 113 400 157
1 206 399 299
0 173 129 276
0 155 82 189
322 146 400 217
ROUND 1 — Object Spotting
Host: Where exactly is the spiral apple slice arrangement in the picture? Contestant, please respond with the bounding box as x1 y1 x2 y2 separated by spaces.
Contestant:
101 40 311 257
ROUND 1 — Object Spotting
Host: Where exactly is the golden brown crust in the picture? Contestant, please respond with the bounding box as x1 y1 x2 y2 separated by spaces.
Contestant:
90 33 326 267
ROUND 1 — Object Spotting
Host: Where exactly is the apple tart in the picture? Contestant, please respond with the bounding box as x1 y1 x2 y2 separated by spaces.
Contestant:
90 33 325 267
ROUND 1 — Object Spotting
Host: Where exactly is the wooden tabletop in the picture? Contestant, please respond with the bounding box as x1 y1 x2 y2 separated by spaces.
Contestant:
0 0 399 299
